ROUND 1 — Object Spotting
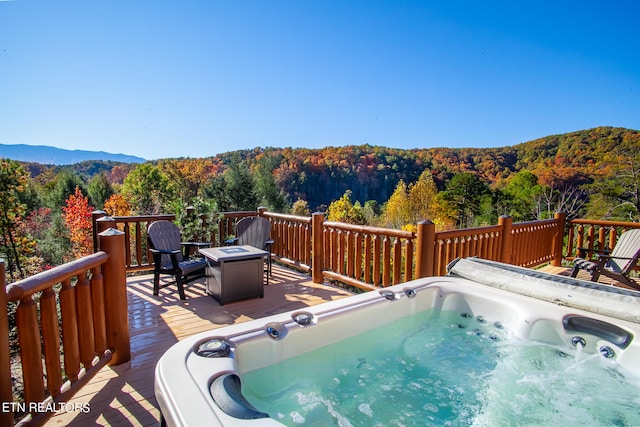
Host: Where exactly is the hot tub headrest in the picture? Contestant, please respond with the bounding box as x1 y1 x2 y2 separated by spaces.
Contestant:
210 373 270 420
446 257 640 324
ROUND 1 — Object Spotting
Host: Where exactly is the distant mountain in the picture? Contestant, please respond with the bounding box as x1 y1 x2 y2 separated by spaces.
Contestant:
0 144 146 165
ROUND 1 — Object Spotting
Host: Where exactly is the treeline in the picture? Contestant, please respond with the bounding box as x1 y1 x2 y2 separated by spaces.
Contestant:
2 126 639 279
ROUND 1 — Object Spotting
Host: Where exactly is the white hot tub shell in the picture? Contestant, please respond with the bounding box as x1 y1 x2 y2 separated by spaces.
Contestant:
154 258 640 426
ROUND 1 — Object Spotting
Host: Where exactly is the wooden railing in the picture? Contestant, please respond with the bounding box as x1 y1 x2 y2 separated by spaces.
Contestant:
92 209 569 289
1 229 130 426
263 212 313 272
319 220 416 291
566 219 640 263
314 213 567 289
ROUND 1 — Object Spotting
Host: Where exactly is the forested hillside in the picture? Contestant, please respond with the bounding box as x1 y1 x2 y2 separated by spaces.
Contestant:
2 126 638 278
22 126 639 210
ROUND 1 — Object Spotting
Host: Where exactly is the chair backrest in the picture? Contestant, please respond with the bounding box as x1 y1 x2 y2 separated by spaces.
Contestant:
609 229 640 273
148 220 184 268
236 217 272 250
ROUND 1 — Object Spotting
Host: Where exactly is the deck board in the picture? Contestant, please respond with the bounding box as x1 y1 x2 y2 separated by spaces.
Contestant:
44 265 353 426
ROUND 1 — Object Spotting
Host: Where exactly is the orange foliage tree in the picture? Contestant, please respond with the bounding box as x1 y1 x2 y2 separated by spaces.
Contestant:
104 193 132 217
62 187 94 259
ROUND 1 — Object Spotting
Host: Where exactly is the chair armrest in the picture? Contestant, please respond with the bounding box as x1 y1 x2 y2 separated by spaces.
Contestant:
149 248 181 269
577 247 612 258
265 239 274 251
182 242 211 248
225 238 239 246
149 248 181 255
597 254 639 262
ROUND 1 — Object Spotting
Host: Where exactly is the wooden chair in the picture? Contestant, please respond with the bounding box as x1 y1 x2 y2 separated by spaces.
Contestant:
570 229 640 290
225 216 274 284
148 220 210 299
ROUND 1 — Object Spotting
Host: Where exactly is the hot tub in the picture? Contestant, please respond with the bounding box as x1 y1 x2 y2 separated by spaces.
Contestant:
155 258 640 426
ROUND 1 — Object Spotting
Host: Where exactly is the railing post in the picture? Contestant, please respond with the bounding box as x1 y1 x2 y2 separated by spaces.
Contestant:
553 212 566 266
499 216 513 264
257 206 267 216
98 228 130 365
92 210 107 253
96 215 117 235
0 261 13 426
416 220 435 278
312 212 324 283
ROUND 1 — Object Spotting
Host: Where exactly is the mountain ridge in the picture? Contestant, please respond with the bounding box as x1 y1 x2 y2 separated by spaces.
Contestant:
0 143 146 165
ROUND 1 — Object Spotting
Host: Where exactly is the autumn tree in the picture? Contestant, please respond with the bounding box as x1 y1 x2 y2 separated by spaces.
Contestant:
121 163 176 214
291 198 311 216
585 130 640 220
381 180 410 229
326 191 366 225
103 193 132 217
0 159 37 280
62 187 94 259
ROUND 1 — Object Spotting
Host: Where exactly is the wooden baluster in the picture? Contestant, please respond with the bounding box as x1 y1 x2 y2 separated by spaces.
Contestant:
337 230 345 275
354 232 363 281
475 234 484 259
60 278 81 382
587 226 596 257
404 238 414 282
444 239 453 270
461 236 468 259
288 221 295 261
364 234 372 284
304 223 311 265
76 273 96 369
609 227 618 251
330 228 338 271
91 266 107 354
346 230 355 278
566 224 576 258
598 226 606 252
123 222 132 268
16 296 45 405
135 222 142 266
382 236 391 287
392 237 402 285
40 287 63 398
491 232 497 260
373 235 381 286
295 221 302 262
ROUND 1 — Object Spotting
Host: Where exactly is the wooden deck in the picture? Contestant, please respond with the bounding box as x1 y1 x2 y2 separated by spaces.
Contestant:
42 263 635 426
44 265 354 426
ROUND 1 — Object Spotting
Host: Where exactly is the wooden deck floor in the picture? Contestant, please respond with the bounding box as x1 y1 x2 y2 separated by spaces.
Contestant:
44 265 354 426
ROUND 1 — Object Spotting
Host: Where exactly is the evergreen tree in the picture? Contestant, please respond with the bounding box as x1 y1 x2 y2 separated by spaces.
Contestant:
88 171 114 210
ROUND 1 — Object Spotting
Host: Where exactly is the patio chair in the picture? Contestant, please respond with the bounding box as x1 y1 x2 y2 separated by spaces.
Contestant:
225 216 274 284
148 220 210 299
570 229 640 290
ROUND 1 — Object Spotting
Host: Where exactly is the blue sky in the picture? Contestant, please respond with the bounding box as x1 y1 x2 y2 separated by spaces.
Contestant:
1 1 638 160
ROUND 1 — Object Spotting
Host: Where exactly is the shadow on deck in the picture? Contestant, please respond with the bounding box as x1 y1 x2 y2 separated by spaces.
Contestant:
45 265 354 426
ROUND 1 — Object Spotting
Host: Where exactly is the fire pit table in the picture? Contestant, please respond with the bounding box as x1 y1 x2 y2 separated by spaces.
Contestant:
198 245 268 305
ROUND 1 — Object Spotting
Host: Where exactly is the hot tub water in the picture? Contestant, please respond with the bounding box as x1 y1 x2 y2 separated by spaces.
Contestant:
241 310 640 426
